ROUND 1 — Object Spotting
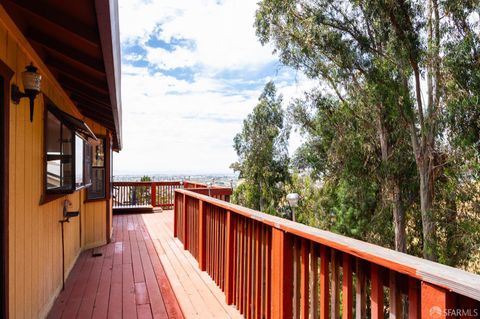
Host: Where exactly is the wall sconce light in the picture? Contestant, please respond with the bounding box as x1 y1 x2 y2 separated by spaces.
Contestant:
11 63 42 122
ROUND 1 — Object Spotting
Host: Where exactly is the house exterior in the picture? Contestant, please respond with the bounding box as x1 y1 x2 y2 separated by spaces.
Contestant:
0 1 121 318
1 1 480 319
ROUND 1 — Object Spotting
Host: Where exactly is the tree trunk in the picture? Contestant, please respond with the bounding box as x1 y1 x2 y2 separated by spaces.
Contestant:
445 197 459 266
392 179 407 253
376 107 407 253
258 180 264 211
419 163 436 260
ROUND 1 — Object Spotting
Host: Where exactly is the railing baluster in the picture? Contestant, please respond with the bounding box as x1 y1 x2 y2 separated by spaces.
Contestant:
248 221 254 318
294 238 301 319
260 225 266 318
389 270 402 319
331 250 340 319
255 222 262 319
183 194 188 250
215 207 219 285
301 239 309 319
220 210 225 290
194 200 198 259
221 213 225 290
225 210 235 304
266 228 272 319
235 218 240 307
205 205 213 274
244 219 249 315
355 258 366 319
216 207 221 286
371 264 384 319
271 228 293 319
310 242 319 319
320 246 329 319
342 254 352 319
239 218 244 314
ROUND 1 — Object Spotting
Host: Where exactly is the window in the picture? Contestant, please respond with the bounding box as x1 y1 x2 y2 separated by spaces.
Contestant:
87 138 106 200
45 104 96 194
46 111 73 191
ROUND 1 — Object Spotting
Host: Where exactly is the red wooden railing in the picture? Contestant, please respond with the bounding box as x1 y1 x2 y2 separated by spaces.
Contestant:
174 188 480 319
113 181 184 209
112 181 232 210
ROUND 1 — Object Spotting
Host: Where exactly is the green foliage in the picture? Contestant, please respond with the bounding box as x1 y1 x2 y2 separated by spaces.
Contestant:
231 82 290 213
288 87 417 249
253 0 480 270
135 175 152 205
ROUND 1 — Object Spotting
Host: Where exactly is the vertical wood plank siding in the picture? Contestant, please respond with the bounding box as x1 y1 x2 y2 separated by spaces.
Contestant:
0 9 112 318
174 189 480 319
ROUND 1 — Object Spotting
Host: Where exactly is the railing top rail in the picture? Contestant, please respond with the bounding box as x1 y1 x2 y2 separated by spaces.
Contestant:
113 181 183 186
175 188 480 301
112 181 229 188
186 187 232 196
184 181 228 189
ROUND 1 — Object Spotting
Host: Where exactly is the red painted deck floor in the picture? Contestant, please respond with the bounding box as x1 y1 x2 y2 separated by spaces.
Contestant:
48 212 241 319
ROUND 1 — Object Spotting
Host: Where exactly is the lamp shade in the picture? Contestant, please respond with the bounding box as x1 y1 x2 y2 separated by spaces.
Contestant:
22 64 42 92
286 193 300 208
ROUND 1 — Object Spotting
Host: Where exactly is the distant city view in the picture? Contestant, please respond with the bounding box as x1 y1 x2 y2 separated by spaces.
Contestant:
113 173 239 188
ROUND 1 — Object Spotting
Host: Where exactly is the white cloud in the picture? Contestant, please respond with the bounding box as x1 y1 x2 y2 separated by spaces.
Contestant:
145 46 197 70
119 0 276 71
115 0 315 175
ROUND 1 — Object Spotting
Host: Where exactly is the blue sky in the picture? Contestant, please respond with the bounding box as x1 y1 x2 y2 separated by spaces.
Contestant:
114 0 314 175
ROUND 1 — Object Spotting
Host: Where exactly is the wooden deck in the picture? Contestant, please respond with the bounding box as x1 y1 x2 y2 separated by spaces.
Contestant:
48 211 242 319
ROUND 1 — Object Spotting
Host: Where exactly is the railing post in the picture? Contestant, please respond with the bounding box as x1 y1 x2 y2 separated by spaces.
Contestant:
224 210 235 304
173 192 178 237
271 228 293 319
151 182 156 207
421 282 454 319
198 200 206 271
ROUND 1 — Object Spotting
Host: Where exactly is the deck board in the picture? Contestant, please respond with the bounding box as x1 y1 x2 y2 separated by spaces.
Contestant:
48 214 183 319
48 211 242 319
143 211 243 319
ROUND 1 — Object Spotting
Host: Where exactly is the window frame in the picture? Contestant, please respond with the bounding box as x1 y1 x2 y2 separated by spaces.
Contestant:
0 59 14 319
86 136 107 201
42 102 96 204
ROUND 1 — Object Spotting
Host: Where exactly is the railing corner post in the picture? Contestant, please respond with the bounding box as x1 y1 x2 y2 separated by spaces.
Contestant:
151 182 156 207
173 191 178 237
421 282 455 319
271 228 293 319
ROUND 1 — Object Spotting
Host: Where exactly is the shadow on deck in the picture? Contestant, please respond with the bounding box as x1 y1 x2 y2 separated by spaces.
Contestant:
48 211 242 319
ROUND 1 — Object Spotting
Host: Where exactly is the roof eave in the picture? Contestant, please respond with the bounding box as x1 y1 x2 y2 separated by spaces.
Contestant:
95 0 122 151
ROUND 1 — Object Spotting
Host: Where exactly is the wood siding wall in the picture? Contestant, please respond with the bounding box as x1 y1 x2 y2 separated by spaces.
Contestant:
0 7 112 318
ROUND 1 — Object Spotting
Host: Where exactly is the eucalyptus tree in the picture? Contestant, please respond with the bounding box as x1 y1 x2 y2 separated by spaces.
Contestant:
255 0 480 260
231 82 291 214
